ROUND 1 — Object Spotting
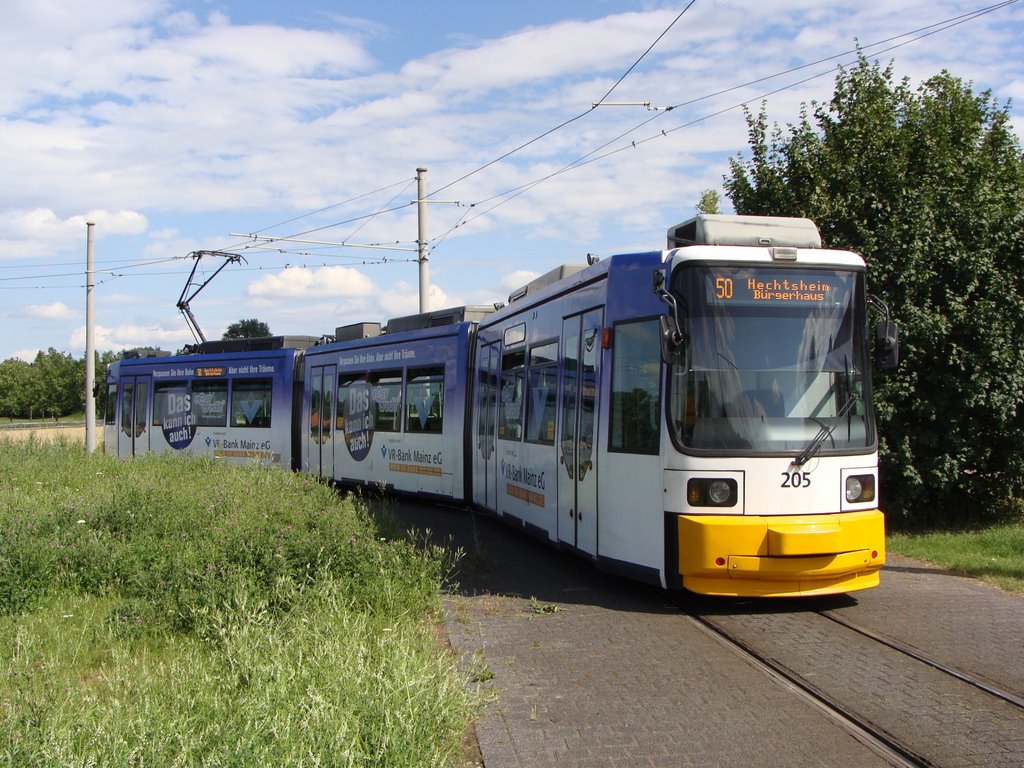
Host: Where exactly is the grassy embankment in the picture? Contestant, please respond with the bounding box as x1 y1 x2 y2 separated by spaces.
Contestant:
887 519 1024 593
6 425 1022 596
0 438 477 766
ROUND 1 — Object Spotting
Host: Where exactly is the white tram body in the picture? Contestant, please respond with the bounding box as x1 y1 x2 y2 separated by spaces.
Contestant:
469 215 885 596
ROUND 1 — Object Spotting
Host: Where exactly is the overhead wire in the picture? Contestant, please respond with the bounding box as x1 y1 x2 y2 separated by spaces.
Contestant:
217 5 697 267
0 256 183 283
4 1 1017 293
241 2 697 259
234 177 419 258
432 0 1020 240
429 2 697 199
248 176 416 235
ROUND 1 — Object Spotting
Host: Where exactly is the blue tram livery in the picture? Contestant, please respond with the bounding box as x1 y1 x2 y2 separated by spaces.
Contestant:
104 336 317 469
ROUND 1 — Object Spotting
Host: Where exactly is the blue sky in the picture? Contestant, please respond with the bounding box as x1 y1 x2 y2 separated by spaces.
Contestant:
2 0 1022 362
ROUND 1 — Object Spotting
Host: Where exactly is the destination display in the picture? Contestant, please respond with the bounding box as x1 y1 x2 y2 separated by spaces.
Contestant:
705 269 848 306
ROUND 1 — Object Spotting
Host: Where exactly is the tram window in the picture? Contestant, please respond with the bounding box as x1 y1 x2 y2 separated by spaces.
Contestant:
371 370 403 432
192 379 228 427
526 341 558 444
610 320 661 454
337 374 363 434
152 381 186 427
120 382 133 435
406 367 444 433
231 378 273 428
104 384 117 425
312 372 325 437
504 323 526 346
152 383 166 427
499 349 525 440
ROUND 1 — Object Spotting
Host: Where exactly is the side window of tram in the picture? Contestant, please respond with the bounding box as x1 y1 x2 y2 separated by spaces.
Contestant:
336 374 363 435
231 378 273 428
120 382 136 436
133 382 149 438
120 381 149 437
499 349 525 440
371 371 403 432
310 372 323 438
406 367 444 433
191 380 228 427
105 384 117 425
526 342 558 444
610 320 661 454
152 381 186 427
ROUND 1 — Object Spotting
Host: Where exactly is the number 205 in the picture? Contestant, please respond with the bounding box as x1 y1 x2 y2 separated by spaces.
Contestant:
781 471 811 488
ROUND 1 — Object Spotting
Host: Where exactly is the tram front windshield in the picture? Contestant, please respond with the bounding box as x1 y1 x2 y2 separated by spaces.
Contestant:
668 264 873 454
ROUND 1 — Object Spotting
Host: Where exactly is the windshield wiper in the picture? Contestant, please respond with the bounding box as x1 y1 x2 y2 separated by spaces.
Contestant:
794 392 860 467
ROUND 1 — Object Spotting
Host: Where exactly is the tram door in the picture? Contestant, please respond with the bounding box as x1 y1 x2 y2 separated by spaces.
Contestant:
474 341 500 511
117 376 149 457
558 308 603 555
307 364 336 478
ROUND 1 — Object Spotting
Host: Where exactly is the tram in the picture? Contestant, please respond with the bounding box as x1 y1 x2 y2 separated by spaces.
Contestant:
468 215 894 596
103 336 316 468
104 214 896 598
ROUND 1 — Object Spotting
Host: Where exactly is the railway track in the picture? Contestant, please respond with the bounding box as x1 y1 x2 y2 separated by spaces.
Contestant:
674 596 1024 768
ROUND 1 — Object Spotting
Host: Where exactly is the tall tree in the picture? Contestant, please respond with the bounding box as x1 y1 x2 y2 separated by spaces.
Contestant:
32 348 84 417
223 318 272 339
0 358 32 420
725 55 1024 524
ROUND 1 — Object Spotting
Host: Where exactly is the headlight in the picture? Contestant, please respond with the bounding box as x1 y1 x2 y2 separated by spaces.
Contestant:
687 478 738 507
846 474 875 503
708 480 732 505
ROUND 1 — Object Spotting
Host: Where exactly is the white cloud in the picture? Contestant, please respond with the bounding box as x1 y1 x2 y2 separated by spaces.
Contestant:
376 280 450 318
12 347 43 362
68 322 191 354
17 302 78 320
499 270 540 294
0 208 148 259
246 265 378 300
398 11 683 97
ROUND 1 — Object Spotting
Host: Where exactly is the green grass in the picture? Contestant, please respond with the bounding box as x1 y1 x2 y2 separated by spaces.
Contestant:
887 522 1024 593
0 437 478 766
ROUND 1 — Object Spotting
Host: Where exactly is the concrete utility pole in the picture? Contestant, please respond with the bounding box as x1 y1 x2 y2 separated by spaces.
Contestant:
85 221 96 453
417 166 429 313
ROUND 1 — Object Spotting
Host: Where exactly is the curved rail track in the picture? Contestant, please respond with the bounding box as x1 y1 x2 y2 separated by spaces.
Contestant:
674 595 1024 768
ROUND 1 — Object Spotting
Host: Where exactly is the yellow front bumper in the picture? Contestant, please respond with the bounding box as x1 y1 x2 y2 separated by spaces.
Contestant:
677 510 885 597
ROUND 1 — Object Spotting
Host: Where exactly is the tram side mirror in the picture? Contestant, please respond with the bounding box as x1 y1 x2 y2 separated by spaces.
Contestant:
875 322 899 370
659 315 684 363
654 269 685 363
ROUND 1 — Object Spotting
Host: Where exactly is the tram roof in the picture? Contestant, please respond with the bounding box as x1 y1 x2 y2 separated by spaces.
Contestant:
667 214 822 249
